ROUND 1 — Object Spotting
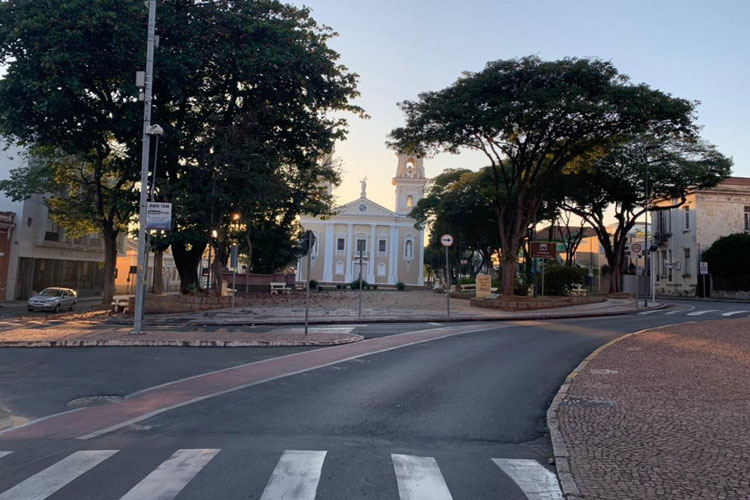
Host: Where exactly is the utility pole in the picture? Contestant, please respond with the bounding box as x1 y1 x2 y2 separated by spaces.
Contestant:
644 162 650 307
358 244 363 318
133 0 157 334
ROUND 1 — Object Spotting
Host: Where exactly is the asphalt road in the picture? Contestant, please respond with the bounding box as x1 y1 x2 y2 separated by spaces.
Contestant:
0 298 746 499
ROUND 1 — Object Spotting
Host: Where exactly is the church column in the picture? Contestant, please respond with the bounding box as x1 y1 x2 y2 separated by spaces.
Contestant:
322 222 334 283
345 223 353 282
417 228 425 286
388 225 398 284
367 224 376 283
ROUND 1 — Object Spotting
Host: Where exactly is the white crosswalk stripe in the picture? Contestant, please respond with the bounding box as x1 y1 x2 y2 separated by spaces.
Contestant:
687 309 720 316
0 448 559 500
119 449 219 500
721 310 750 317
391 454 453 500
260 450 327 500
0 450 117 500
638 309 662 315
493 458 563 500
663 309 682 315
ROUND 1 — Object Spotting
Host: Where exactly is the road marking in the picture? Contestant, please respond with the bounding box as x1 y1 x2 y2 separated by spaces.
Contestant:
1 323 505 441
391 454 453 500
428 322 442 326
687 309 719 316
664 310 682 315
492 458 563 500
0 450 117 500
637 310 661 315
721 310 750 317
260 450 326 500
0 451 11 459
119 449 219 500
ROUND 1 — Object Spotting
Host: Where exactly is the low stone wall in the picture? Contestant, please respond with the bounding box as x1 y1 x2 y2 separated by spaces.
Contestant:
711 289 750 300
471 295 605 311
127 294 257 314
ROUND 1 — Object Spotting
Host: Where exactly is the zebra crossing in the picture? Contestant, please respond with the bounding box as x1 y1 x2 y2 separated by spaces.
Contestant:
639 308 750 318
0 448 561 499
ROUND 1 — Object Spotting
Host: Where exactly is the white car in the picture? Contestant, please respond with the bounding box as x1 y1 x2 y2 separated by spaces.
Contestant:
27 287 77 313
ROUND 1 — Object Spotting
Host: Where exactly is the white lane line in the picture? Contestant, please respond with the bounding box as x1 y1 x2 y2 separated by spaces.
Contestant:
687 309 719 316
0 452 11 459
260 450 327 500
391 454 453 500
493 458 562 500
721 310 750 317
428 322 442 326
0 450 117 500
664 310 682 315
638 310 662 315
120 449 219 500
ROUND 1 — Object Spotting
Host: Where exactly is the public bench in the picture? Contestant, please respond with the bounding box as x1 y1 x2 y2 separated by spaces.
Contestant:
270 282 292 295
570 284 588 297
459 284 476 292
111 295 131 313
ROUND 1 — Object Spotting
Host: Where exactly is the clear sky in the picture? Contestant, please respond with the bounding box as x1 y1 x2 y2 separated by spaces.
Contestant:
291 0 750 209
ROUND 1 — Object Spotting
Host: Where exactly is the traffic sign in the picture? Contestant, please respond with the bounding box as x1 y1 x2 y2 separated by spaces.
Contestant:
530 242 556 259
700 261 709 275
631 242 642 254
440 234 454 247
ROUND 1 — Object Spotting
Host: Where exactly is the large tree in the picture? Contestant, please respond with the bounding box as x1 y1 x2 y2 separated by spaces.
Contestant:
389 56 697 295
411 167 501 276
560 135 731 292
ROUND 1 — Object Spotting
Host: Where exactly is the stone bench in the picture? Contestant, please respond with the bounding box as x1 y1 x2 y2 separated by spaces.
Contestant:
270 282 292 295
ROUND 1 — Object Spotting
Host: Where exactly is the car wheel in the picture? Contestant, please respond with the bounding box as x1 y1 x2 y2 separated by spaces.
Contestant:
54 304 60 313
70 302 76 312
27 307 33 312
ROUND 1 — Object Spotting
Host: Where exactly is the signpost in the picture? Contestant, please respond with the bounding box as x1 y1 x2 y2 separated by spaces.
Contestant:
145 202 172 231
631 242 642 254
230 244 238 313
700 261 709 298
530 242 556 296
441 234 454 316
302 231 316 335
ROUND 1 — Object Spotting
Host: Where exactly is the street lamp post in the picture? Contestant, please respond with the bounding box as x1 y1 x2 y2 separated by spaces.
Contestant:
133 0 158 335
644 162 650 308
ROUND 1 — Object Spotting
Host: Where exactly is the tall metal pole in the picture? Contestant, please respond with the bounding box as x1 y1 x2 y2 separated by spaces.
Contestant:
304 240 312 335
644 163 649 307
133 0 157 334
358 247 363 318
445 246 450 317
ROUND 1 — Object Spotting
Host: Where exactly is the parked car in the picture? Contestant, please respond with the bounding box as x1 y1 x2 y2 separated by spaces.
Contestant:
27 287 77 313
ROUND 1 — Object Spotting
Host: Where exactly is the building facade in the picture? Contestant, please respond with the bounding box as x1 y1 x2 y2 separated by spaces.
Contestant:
652 177 750 296
298 153 427 287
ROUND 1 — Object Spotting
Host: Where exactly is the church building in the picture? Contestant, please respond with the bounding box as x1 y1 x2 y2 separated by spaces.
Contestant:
298 153 427 287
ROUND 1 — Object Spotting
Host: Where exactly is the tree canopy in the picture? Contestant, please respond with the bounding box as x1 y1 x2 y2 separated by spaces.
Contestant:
390 56 699 295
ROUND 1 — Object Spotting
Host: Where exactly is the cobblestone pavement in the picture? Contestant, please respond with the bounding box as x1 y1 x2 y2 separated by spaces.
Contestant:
557 318 750 499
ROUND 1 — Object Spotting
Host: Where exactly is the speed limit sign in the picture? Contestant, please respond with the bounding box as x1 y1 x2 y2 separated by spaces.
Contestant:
440 234 454 247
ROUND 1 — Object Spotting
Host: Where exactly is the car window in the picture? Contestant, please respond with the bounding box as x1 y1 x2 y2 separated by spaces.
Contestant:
39 289 63 297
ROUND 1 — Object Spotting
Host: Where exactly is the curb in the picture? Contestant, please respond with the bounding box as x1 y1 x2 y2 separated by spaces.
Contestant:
107 303 666 328
546 320 694 498
0 334 364 348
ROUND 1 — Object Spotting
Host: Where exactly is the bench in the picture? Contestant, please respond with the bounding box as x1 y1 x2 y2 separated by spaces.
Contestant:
459 284 476 291
111 295 131 313
270 282 292 295
570 285 588 297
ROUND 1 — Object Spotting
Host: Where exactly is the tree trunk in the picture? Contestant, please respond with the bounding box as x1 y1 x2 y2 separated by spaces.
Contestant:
152 251 163 294
101 229 118 305
171 241 207 293
501 253 518 296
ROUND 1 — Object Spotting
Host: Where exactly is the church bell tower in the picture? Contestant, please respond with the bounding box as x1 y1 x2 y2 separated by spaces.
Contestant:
392 153 427 215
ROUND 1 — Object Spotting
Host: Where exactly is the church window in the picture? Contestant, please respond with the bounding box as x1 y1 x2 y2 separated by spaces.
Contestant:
377 262 386 276
336 238 345 252
406 195 414 208
404 239 414 259
378 239 387 254
356 238 367 254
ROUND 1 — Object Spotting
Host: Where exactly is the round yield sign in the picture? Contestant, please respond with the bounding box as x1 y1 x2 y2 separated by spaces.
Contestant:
440 234 454 247
631 242 642 254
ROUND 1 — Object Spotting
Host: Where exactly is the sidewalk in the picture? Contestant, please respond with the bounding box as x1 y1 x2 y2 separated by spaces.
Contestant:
551 318 750 499
109 296 657 327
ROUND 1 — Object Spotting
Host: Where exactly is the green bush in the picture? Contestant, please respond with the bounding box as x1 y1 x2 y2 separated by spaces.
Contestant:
703 232 750 276
308 279 318 289
458 277 475 285
350 278 369 290
396 281 406 291
536 262 586 296
336 284 341 289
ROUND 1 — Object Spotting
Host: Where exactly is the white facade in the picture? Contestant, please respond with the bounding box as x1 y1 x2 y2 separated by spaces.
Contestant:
298 153 427 287
652 177 750 296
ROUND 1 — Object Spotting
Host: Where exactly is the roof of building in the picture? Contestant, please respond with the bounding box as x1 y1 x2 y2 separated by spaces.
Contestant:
720 176 750 186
